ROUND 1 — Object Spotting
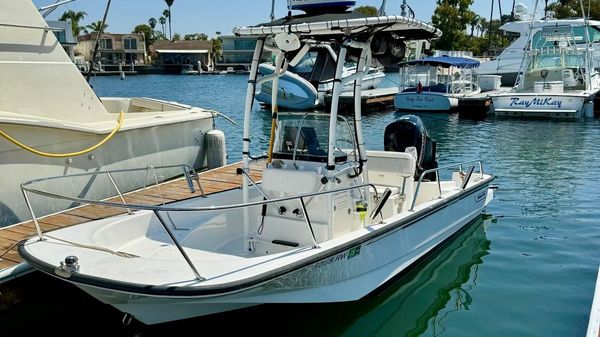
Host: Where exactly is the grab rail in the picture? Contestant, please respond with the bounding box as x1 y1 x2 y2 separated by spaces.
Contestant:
409 160 484 212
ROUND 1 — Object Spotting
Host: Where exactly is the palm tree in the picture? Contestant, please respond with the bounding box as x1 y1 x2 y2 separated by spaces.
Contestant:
148 17 157 30
86 20 108 33
159 16 166 36
469 14 480 37
164 0 174 40
59 10 87 37
163 8 171 40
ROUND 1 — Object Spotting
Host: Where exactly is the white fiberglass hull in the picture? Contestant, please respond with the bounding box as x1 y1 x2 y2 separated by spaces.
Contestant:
491 92 595 118
0 114 213 226
21 176 492 325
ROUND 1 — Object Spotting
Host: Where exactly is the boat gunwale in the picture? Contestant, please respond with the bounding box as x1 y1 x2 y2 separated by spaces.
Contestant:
18 175 493 298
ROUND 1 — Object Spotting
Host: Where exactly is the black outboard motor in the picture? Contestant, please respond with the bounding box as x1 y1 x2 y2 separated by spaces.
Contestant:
384 115 438 181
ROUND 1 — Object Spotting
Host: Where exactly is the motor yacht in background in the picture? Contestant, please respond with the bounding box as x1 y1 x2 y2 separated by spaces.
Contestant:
394 56 481 112
0 0 220 226
491 14 600 118
19 1 494 325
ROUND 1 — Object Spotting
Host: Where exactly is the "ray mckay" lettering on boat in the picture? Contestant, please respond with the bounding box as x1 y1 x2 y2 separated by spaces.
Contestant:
509 97 563 108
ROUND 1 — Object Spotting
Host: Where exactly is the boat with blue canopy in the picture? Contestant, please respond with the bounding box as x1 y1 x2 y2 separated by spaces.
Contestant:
394 55 482 112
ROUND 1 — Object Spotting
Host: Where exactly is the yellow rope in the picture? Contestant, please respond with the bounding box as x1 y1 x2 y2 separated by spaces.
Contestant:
0 111 124 158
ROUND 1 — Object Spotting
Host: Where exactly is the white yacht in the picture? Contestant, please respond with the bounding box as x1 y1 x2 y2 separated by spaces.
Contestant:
0 0 219 226
19 5 494 326
491 17 600 118
477 8 600 87
394 56 481 112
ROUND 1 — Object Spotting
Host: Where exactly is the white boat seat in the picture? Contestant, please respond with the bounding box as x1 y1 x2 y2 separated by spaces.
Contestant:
366 150 416 212
367 150 416 188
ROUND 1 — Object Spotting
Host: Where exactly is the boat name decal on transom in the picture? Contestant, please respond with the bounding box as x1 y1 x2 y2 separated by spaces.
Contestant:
405 96 436 103
509 97 563 108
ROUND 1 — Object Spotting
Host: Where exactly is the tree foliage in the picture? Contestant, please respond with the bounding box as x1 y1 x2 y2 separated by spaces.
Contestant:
133 24 156 49
547 0 600 20
164 0 174 40
159 16 166 36
184 33 208 40
354 6 378 16
148 18 157 29
59 10 87 37
431 0 476 51
86 20 108 33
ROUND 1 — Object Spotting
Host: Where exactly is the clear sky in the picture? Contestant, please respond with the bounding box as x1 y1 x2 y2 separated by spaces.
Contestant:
34 0 541 38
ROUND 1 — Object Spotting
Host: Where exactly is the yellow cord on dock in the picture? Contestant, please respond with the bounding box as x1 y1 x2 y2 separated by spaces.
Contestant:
0 111 125 158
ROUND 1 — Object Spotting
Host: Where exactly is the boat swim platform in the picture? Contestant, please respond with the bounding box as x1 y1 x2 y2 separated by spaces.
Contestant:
0 160 266 274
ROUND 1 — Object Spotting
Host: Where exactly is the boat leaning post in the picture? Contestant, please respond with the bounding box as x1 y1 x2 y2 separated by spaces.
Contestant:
242 37 266 252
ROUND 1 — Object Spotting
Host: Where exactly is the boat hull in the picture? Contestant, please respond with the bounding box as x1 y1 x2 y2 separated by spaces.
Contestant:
70 180 491 325
394 92 457 112
0 118 213 227
491 93 593 118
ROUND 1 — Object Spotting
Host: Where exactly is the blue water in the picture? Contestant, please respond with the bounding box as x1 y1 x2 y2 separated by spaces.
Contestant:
2 74 599 336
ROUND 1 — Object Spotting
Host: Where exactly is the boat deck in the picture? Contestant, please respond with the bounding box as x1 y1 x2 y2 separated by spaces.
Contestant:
0 161 266 272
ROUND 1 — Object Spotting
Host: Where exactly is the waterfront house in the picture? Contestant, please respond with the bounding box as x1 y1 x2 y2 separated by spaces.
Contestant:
150 40 213 73
46 19 77 61
76 32 147 67
218 35 272 71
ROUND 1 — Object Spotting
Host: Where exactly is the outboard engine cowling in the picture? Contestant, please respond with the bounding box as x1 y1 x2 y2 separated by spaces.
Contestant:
384 115 438 180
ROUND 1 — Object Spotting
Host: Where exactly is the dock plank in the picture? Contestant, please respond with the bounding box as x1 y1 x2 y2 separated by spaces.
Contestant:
0 161 265 271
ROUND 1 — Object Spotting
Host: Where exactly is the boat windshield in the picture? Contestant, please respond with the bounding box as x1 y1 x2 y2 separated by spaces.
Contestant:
272 113 355 163
528 52 584 70
532 25 600 47
401 65 439 87
288 49 336 83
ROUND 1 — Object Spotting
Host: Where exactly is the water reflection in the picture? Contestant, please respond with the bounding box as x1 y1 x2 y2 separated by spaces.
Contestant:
337 214 493 337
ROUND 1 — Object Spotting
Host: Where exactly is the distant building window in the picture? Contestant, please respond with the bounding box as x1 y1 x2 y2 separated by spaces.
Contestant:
53 31 66 43
123 38 138 50
233 39 256 51
99 38 113 50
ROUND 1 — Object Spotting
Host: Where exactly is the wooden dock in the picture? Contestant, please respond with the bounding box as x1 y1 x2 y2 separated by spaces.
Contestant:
0 161 265 272
325 86 399 113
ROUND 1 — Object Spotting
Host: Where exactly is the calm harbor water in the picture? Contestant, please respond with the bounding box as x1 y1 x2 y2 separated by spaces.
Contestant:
2 74 599 336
